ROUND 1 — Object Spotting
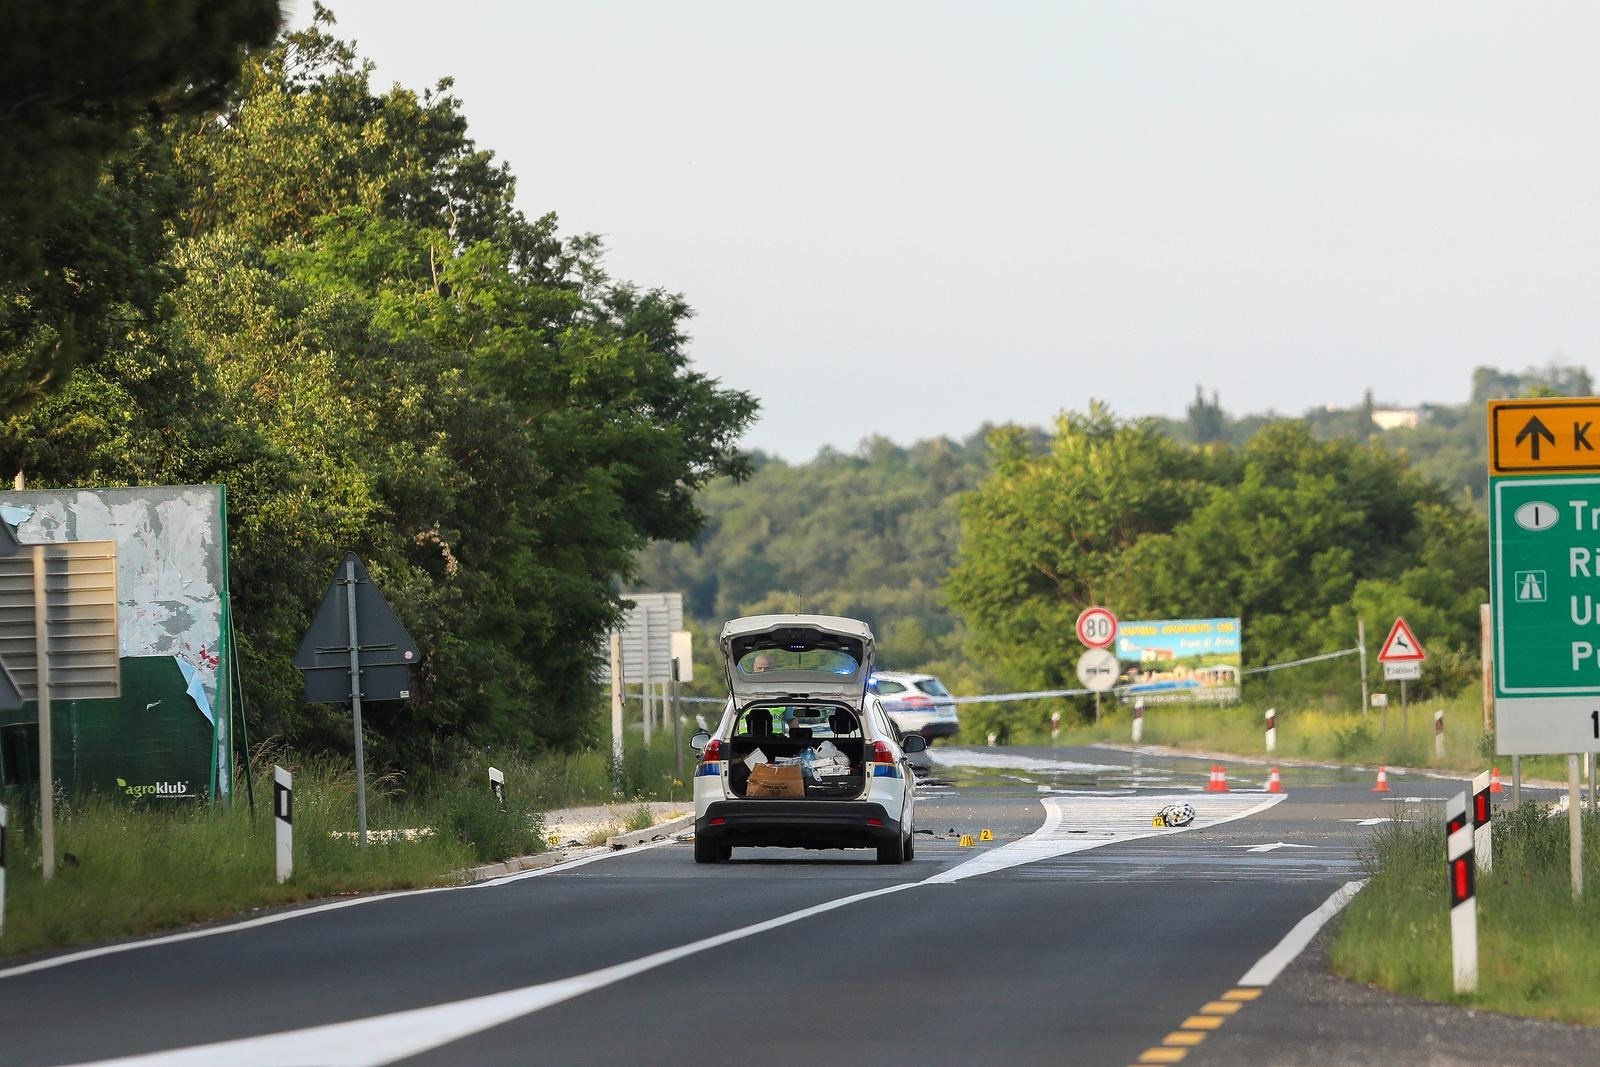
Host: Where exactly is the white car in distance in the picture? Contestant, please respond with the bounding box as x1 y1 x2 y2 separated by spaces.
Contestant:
690 614 923 865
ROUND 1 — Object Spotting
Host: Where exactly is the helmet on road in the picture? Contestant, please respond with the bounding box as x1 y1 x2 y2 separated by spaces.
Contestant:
1154 802 1195 828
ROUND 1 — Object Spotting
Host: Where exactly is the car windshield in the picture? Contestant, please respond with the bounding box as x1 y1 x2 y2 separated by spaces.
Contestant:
914 678 951 697
737 647 860 677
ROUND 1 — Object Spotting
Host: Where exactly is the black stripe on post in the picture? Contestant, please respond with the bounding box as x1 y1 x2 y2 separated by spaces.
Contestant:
274 781 292 824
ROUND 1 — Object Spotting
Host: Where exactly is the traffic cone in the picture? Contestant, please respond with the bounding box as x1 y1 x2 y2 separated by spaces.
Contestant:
1372 766 1391 793
1206 764 1230 792
1266 767 1283 793
1491 767 1504 794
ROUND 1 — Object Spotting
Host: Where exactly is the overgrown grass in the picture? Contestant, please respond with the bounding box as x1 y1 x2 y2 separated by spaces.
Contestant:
0 728 693 961
1332 804 1600 1024
1043 689 1572 780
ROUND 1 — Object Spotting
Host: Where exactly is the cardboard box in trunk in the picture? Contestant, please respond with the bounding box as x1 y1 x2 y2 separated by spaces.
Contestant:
746 763 805 798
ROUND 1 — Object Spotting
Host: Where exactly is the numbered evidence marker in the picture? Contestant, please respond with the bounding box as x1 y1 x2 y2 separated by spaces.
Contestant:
274 766 293 885
1075 606 1118 649
1490 472 1600 752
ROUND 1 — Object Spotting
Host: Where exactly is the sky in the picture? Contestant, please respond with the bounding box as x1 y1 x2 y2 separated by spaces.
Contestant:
288 1 1599 461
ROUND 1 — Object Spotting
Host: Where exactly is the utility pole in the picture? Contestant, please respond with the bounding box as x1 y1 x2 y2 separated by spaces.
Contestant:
1357 618 1369 716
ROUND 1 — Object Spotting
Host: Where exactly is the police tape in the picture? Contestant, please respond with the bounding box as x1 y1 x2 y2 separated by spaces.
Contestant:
624 646 1360 707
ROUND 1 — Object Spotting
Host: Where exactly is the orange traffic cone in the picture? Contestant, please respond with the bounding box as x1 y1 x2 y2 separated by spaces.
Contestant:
1491 767 1504 794
1206 764 1230 792
1266 767 1283 793
1372 766 1391 793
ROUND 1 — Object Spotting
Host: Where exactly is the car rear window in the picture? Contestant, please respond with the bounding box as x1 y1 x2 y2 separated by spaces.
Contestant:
914 678 951 697
737 647 860 676
871 678 907 695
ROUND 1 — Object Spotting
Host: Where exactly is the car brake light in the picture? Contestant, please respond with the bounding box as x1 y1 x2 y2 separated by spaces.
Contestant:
702 738 722 763
866 818 883 827
872 740 894 763
901 695 933 708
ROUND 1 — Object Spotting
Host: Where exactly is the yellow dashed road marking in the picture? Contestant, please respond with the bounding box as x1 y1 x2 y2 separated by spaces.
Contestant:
1182 1015 1224 1030
1223 988 1262 1002
1164 1031 1206 1046
1201 1000 1241 1015
1138 1049 1187 1064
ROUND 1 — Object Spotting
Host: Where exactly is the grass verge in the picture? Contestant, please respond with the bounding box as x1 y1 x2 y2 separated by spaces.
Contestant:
0 730 693 961
1331 803 1600 1025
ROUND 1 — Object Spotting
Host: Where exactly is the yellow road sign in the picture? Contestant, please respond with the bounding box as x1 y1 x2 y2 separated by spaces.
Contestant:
1490 398 1600 475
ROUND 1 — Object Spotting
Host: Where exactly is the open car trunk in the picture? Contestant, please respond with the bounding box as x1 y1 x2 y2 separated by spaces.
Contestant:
725 703 867 800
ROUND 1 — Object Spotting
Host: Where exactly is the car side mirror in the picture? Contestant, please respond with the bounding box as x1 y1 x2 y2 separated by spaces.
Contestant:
901 734 928 753
690 730 711 752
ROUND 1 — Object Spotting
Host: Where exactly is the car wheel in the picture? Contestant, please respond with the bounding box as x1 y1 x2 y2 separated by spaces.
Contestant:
876 835 905 865
694 836 728 864
903 827 916 861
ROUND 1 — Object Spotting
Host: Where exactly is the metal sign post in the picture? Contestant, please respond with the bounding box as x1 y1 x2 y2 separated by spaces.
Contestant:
32 546 51 879
293 553 419 849
1 802 8 936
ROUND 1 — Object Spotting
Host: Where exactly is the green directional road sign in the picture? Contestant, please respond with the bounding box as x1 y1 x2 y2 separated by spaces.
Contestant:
1490 473 1600 753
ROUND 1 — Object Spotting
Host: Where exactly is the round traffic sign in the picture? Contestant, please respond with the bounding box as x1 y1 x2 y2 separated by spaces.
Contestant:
1076 648 1120 692
1076 606 1118 649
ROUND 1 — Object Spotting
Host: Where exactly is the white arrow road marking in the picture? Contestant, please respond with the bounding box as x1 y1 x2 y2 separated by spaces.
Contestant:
1230 842 1316 853
1341 818 1388 826
56 792 1288 1066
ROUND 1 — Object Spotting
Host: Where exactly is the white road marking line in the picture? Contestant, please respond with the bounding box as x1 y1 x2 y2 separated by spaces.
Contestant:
924 792 1287 884
1231 842 1316 853
1341 818 1388 826
57 881 923 1067
1237 879 1368 987
0 842 670 982
45 791 1292 1064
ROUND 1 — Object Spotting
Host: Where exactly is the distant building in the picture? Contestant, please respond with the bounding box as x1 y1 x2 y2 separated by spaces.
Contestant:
1372 408 1421 431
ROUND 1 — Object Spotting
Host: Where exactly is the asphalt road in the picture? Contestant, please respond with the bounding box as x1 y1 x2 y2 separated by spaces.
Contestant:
0 745 1585 1067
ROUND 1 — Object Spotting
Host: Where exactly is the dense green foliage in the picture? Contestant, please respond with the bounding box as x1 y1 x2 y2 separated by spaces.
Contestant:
948 405 1487 718
1 10 755 767
0 0 281 414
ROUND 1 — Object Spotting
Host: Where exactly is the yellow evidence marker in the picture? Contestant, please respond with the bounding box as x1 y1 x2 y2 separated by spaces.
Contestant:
959 834 976 847
978 828 994 841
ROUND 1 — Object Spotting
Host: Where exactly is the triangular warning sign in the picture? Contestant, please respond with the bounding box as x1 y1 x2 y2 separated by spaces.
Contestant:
1377 617 1426 662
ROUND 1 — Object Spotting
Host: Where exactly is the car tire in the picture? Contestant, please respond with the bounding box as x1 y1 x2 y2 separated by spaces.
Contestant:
903 827 916 861
876 835 905 865
694 836 729 864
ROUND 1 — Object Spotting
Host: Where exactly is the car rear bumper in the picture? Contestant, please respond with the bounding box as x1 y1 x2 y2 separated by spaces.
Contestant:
697 800 901 850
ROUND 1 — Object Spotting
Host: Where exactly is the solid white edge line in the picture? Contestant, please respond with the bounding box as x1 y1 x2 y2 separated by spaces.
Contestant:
1237 878 1369 987
0 841 669 982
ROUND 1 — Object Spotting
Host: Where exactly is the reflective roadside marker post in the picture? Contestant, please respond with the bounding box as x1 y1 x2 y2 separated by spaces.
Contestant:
1445 790 1477 993
1471 770 1493 872
489 766 505 810
1265 707 1277 754
1131 699 1143 743
1435 709 1446 759
274 766 292 885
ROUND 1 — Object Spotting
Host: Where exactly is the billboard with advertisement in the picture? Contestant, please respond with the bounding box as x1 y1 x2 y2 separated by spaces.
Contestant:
1114 618 1242 705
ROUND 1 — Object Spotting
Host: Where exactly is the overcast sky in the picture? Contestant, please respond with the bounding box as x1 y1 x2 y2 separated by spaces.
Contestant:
289 2 1599 460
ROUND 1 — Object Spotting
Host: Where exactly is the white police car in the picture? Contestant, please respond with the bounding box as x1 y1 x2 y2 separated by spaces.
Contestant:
690 615 923 864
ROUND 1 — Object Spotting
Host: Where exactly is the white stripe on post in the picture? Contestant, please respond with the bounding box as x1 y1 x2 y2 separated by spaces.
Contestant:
1446 790 1476 994
489 766 505 809
273 766 293 885
1264 707 1276 754
1131 699 1143 743
1434 709 1445 759
1471 770 1493 872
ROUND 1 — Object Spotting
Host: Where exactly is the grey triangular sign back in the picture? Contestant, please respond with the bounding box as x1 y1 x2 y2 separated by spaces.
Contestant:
293 553 419 704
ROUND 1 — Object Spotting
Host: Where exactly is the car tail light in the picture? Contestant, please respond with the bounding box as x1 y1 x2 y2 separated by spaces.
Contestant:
901 695 933 709
871 740 901 778
866 817 883 827
702 739 722 763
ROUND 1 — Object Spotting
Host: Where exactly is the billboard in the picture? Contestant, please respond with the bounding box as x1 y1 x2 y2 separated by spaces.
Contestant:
1114 618 1242 705
0 485 232 800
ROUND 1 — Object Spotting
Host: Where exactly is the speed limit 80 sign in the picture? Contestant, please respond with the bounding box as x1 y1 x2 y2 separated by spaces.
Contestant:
1076 606 1118 649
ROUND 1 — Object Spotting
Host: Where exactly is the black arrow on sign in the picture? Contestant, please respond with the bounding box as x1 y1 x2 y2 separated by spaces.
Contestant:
1516 416 1557 460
